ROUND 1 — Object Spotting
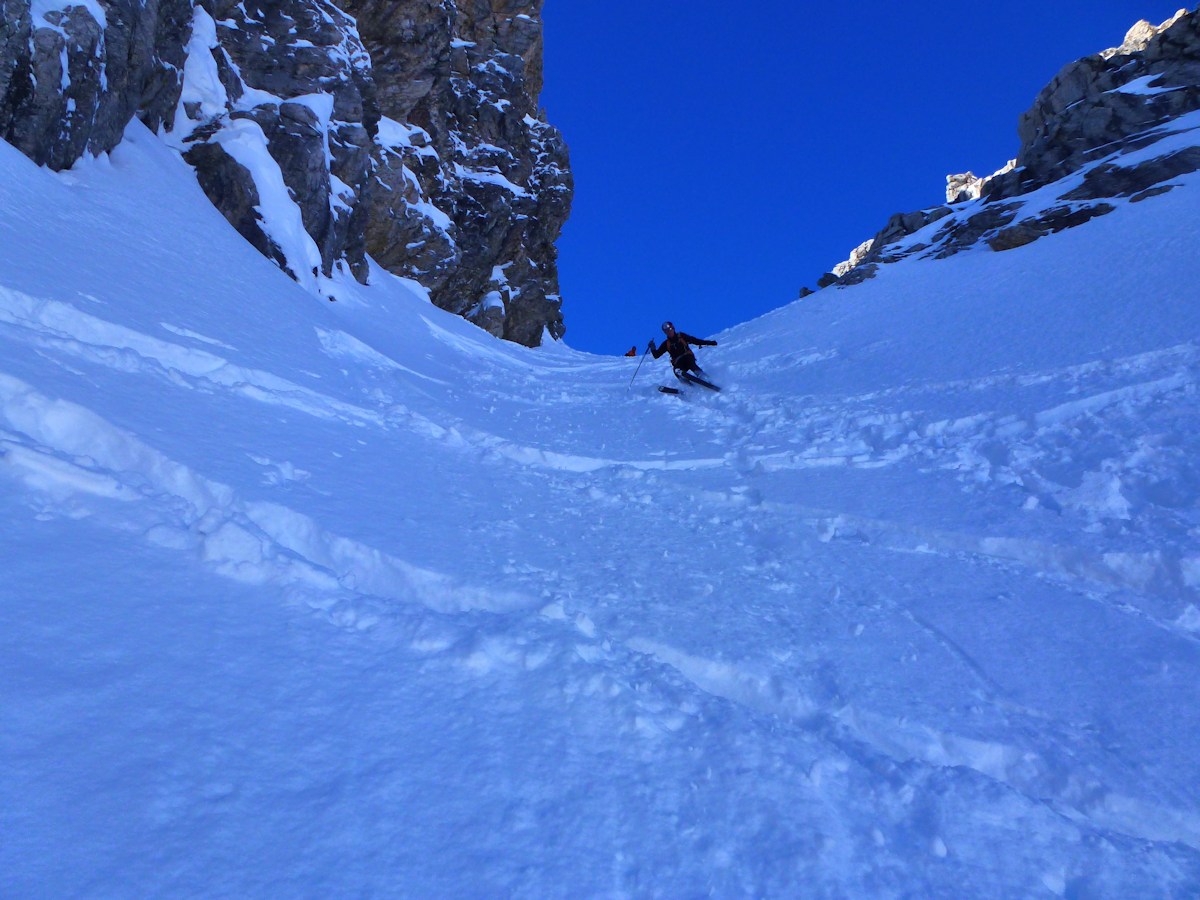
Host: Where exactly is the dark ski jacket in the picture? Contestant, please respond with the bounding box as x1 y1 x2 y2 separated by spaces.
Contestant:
651 332 716 369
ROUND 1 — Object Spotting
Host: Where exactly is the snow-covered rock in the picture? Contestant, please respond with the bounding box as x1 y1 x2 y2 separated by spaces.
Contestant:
1013 7 1200 191
167 1 378 291
0 0 190 170
825 6 1200 287
946 159 1017 204
344 0 572 345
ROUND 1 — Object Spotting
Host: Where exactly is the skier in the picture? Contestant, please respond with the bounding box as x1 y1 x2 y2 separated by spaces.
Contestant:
649 321 718 385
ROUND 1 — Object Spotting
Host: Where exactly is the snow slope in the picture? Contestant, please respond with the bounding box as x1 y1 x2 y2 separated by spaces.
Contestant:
2 122 1200 897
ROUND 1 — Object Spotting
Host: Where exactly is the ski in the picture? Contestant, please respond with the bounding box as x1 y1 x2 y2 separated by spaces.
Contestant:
679 372 721 392
658 386 681 395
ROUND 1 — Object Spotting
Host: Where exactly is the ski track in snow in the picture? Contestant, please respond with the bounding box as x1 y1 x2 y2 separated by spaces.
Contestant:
707 344 1200 624
603 352 1200 855
5 282 1199 863
4 276 1200 865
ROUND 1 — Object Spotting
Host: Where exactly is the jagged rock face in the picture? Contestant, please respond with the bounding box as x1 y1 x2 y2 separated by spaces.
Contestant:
0 0 572 345
342 0 573 345
0 0 190 170
820 7 1200 290
0 3 33 136
1014 9 1200 185
172 0 379 288
945 160 1016 204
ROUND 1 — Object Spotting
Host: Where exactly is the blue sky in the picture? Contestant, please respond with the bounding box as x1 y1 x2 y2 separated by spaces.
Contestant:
540 2 1187 355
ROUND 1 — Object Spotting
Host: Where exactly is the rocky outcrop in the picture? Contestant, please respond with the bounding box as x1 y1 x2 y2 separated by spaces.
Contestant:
946 160 1016 204
0 3 32 136
986 203 1115 252
1009 8 1199 188
0 0 572 345
820 7 1200 289
341 0 572 345
165 1 379 290
0 0 190 170
1059 145 1200 202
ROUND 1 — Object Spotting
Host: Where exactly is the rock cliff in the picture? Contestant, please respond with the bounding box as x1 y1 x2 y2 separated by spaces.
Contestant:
0 0 191 170
817 7 1200 289
341 0 571 345
0 0 571 345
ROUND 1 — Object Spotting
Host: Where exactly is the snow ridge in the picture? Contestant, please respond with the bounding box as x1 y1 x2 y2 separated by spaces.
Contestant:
0 370 531 617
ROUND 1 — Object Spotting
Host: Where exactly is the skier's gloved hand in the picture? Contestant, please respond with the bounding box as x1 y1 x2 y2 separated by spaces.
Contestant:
647 340 656 353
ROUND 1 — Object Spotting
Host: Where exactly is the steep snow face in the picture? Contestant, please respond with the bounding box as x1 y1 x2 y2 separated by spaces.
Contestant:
2 123 1200 895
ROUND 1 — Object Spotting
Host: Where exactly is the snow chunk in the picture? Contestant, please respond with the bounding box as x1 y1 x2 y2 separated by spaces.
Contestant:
174 6 228 127
31 0 106 28
211 118 323 292
454 163 528 197
1109 74 1185 96
375 115 438 159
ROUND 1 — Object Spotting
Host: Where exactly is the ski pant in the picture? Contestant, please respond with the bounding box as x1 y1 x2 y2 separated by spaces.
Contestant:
672 355 705 381
671 351 702 380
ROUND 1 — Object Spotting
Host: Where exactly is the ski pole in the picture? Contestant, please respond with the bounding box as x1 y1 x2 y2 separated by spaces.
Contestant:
628 341 652 389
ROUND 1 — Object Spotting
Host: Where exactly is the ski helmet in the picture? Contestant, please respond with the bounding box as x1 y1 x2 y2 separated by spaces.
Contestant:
661 321 674 334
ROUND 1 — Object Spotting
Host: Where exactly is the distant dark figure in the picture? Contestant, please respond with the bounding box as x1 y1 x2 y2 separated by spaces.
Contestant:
649 321 717 380
625 345 639 357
